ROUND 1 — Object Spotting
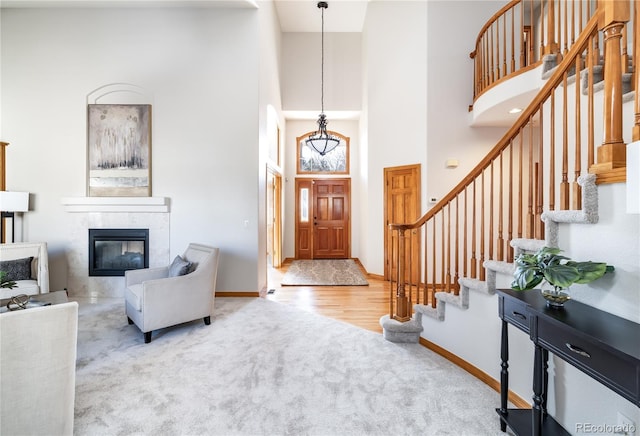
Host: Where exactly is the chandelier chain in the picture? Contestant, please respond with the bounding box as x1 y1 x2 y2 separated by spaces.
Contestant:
320 3 325 114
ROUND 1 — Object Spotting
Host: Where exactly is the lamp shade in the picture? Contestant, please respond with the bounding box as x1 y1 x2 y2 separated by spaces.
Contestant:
0 191 29 212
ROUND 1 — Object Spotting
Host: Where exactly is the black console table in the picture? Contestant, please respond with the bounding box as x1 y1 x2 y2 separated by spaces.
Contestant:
496 288 640 436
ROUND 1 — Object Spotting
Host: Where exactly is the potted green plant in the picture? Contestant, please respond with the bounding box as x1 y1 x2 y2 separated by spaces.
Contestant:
511 246 614 308
0 271 18 289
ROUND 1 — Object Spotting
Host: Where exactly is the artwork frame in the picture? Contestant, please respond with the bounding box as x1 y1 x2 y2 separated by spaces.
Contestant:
87 104 152 197
296 130 350 174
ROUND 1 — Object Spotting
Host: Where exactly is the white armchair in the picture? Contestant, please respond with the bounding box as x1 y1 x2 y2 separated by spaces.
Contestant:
124 243 219 343
1 301 78 436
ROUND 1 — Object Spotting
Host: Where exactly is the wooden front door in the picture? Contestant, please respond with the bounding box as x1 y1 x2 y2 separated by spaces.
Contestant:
384 164 421 281
295 178 351 259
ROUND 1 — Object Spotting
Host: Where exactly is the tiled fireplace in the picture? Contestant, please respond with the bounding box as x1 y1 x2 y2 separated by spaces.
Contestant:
62 197 170 298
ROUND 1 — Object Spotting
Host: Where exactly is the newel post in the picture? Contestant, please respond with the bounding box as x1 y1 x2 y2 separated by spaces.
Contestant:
394 226 411 322
590 0 630 180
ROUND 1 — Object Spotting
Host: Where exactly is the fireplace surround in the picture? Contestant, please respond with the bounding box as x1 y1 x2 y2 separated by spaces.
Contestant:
88 228 149 276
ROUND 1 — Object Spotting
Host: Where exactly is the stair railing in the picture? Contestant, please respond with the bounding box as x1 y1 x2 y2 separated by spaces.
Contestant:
470 0 637 104
388 5 633 321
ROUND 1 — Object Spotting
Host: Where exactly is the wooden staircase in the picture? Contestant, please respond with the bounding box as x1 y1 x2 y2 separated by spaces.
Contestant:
382 0 639 340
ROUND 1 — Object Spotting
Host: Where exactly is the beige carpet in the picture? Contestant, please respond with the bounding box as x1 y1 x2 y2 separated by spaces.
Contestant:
281 259 369 286
73 297 505 435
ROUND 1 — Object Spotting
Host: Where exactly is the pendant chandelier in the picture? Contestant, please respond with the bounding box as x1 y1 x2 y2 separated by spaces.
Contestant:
306 1 341 156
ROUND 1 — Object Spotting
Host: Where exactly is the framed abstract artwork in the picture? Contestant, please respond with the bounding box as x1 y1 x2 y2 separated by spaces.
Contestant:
296 130 349 174
87 104 152 197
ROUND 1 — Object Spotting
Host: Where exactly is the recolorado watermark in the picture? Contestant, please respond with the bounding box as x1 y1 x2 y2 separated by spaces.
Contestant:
575 422 637 434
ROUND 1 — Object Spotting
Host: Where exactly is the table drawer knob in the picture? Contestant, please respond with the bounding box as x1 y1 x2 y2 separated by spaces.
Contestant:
512 311 526 321
566 343 591 358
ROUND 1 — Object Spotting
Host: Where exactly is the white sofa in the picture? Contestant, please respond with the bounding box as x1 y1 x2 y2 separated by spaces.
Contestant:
0 301 78 436
125 243 219 343
0 242 50 299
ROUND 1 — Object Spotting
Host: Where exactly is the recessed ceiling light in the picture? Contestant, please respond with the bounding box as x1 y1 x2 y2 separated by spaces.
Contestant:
509 108 523 114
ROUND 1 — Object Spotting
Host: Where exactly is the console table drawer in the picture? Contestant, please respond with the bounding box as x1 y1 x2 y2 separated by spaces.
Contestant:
537 317 638 402
502 296 531 332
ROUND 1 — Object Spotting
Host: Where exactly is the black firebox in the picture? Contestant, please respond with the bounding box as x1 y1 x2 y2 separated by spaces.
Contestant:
88 228 149 276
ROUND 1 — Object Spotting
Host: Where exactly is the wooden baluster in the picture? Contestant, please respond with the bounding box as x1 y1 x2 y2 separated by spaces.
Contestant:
432 218 437 306
463 187 468 280
578 0 583 35
508 142 514 263
446 203 451 293
520 2 526 68
491 23 496 83
540 0 546 56
550 91 556 211
561 71 570 209
454 195 460 295
528 116 535 237
441 209 446 292
480 170 486 281
518 131 524 239
489 160 494 262
571 0 576 49
590 1 629 176
588 32 596 166
423 227 428 305
530 0 535 64
498 151 504 261
536 106 544 239
503 13 508 77
563 0 569 55
573 55 583 210
485 35 489 89
471 180 477 278
511 7 516 73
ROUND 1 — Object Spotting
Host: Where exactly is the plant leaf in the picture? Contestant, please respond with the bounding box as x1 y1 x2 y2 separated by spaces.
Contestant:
543 264 581 288
568 261 608 284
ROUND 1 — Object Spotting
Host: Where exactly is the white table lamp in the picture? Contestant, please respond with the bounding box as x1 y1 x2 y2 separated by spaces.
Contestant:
0 191 30 243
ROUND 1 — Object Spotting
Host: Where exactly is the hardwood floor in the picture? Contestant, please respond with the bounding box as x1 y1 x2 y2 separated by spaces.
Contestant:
266 262 390 333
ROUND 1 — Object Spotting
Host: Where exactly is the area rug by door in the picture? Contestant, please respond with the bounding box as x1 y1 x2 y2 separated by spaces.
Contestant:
281 259 369 286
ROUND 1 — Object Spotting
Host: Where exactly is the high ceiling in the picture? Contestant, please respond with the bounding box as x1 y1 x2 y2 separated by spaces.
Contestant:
274 0 367 33
1 0 367 33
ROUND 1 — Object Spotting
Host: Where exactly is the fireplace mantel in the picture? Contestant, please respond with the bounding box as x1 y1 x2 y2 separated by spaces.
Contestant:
61 197 169 213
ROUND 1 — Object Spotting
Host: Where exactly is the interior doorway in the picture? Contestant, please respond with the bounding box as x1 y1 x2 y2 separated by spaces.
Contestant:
266 168 283 268
384 164 421 281
295 178 351 259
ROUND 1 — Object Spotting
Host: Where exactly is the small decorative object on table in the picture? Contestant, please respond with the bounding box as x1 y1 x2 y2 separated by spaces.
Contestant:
511 246 614 308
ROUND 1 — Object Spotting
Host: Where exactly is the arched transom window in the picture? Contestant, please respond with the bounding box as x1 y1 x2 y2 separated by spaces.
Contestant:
296 130 350 174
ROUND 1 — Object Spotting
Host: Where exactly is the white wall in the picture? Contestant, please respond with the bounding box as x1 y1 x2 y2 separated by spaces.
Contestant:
282 32 361 112
360 1 428 275
1 7 261 292
426 1 507 207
